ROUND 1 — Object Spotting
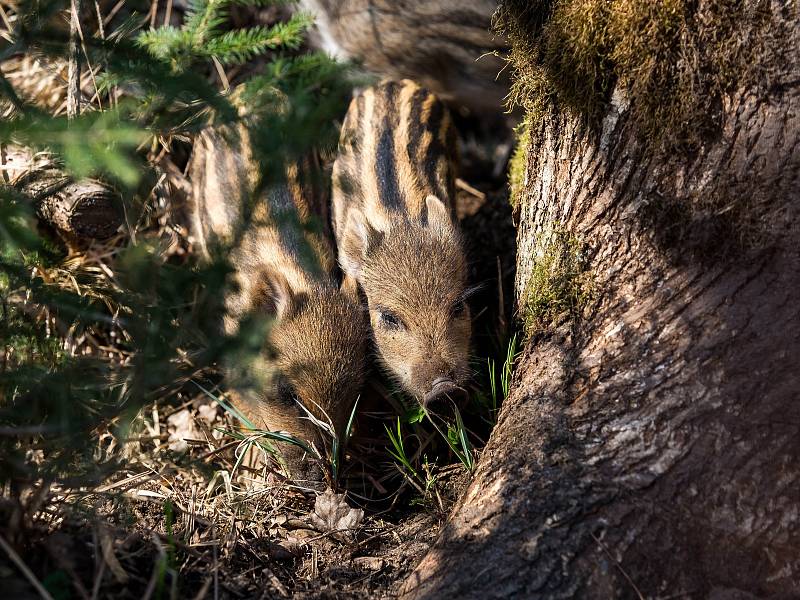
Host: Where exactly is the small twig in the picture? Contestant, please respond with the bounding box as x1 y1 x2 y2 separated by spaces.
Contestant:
0 533 55 600
97 523 129 585
103 0 128 27
90 546 107 599
496 255 506 333
0 142 8 185
262 566 288 597
195 440 241 462
393 464 425 496
455 177 487 200
0 4 12 33
67 0 82 118
350 522 404 550
164 0 173 26
93 0 105 38
91 471 157 494
149 0 160 29
212 57 230 93
212 523 219 600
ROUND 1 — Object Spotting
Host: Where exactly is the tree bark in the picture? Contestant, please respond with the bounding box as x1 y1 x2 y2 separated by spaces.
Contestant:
1 145 122 241
400 6 800 600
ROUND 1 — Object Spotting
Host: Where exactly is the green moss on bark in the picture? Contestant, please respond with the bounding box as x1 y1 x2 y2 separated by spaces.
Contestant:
494 0 782 148
508 117 531 209
522 229 591 336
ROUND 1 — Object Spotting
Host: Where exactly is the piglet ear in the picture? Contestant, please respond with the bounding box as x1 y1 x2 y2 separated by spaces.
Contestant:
422 194 455 238
267 272 297 320
340 272 361 302
339 209 382 281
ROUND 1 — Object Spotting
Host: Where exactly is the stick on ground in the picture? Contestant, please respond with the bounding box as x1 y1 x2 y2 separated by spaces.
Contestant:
0 533 56 600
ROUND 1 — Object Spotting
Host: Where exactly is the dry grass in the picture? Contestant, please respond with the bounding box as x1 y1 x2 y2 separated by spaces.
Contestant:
1 56 69 116
1 390 456 597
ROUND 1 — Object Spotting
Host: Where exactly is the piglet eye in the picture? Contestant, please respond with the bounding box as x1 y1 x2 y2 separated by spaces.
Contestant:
452 299 466 317
378 308 403 330
277 380 297 406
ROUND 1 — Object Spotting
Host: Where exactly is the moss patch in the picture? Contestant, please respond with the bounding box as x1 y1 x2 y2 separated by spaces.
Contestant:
522 229 591 336
508 117 531 209
494 0 781 148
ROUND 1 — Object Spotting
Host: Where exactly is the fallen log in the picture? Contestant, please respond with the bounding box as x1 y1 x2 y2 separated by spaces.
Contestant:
1 144 122 240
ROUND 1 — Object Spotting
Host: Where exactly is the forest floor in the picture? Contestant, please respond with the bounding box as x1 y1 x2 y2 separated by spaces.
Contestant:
0 2 518 596
2 401 459 599
1 134 515 599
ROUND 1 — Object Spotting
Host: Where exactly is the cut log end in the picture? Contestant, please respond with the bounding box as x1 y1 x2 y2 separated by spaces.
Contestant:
37 180 123 240
67 191 121 240
2 145 123 241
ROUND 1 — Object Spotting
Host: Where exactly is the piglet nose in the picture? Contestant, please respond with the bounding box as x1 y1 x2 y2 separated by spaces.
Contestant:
431 375 452 388
423 376 467 407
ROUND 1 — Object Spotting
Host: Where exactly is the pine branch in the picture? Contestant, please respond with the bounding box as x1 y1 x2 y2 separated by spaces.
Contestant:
137 1 312 69
137 26 194 62
203 18 311 65
1 110 146 186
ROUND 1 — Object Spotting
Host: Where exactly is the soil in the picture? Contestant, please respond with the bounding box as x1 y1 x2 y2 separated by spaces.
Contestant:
2 484 447 599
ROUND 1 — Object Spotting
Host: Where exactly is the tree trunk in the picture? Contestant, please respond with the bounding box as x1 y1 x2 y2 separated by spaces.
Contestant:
1 145 122 241
401 6 800 600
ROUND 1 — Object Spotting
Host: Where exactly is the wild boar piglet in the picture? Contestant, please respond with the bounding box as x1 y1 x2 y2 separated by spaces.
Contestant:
190 124 367 482
299 0 509 116
332 79 471 407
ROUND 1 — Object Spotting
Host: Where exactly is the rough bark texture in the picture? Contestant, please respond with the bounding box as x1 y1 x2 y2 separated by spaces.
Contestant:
400 6 799 600
1 145 121 240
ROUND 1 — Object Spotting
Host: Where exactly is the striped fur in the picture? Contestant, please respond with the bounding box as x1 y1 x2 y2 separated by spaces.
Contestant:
332 80 458 233
299 0 509 115
189 123 367 482
333 80 471 403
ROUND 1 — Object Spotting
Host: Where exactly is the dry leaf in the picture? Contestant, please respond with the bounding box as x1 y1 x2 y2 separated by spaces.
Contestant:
167 409 202 452
353 556 386 571
309 489 364 536
197 403 218 424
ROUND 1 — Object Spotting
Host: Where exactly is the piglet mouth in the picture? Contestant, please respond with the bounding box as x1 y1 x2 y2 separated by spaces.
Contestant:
423 376 467 408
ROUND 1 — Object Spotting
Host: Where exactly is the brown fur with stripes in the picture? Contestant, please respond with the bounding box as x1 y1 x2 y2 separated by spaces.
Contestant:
189 124 367 481
299 0 509 115
333 80 471 405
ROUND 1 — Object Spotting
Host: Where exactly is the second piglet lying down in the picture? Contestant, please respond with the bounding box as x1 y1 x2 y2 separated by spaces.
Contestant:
332 79 471 408
189 124 367 484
